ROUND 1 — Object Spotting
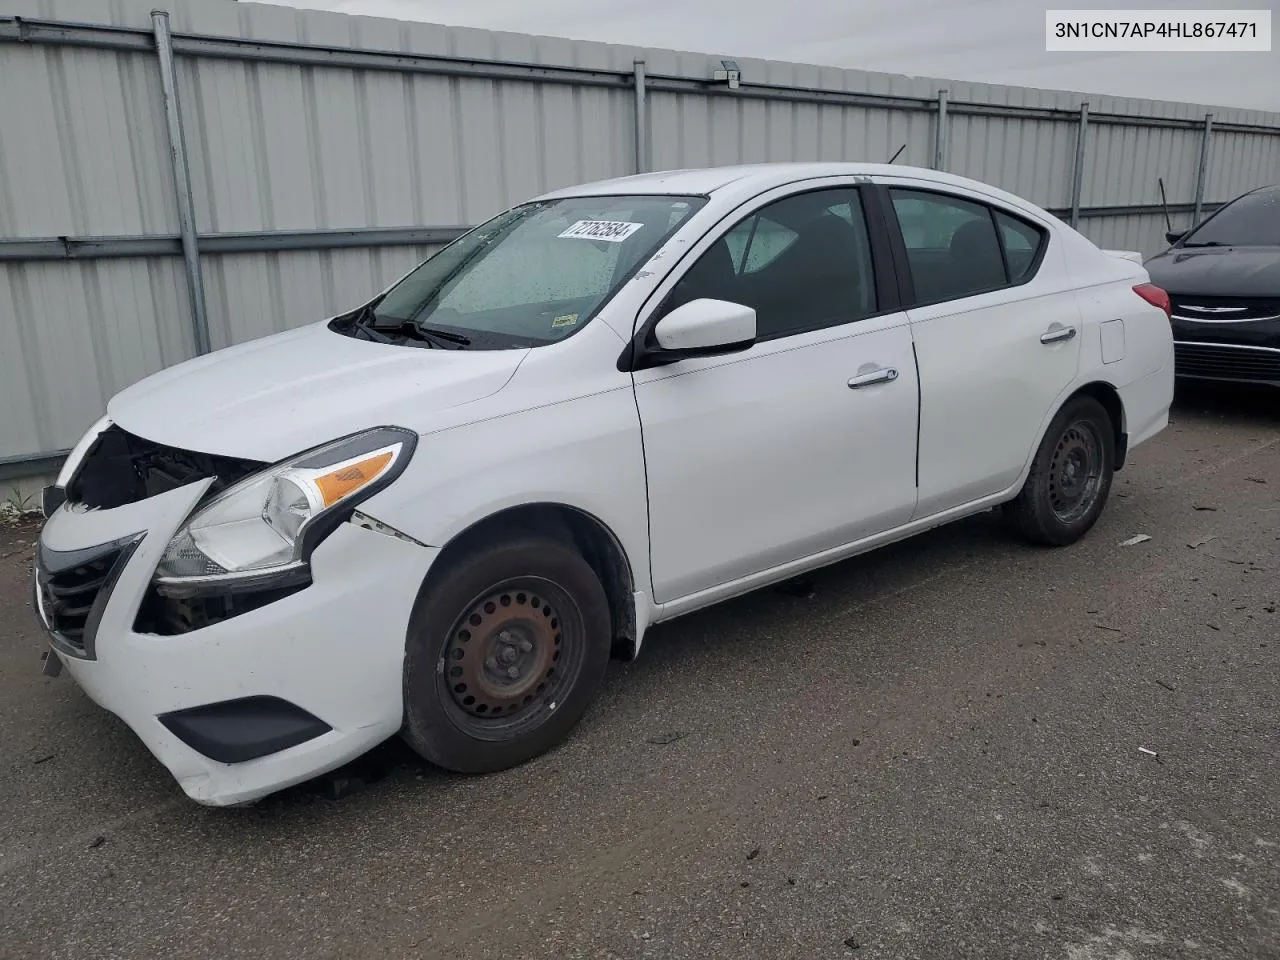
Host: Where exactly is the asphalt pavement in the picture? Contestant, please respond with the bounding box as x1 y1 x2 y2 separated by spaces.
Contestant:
1 385 1277 960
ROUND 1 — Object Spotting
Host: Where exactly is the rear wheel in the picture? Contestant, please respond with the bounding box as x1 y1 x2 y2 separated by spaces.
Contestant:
1005 395 1115 546
401 536 611 774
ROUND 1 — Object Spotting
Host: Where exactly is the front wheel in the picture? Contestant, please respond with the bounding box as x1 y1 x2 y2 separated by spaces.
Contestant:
1005 395 1115 546
401 536 612 774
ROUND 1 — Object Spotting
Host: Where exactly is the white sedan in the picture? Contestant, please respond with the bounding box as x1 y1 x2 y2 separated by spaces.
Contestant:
34 163 1175 806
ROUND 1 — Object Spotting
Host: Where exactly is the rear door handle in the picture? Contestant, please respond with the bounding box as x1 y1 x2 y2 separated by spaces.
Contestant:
1040 325 1077 344
847 367 898 389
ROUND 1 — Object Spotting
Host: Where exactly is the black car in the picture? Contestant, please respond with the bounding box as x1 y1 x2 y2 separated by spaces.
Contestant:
1144 184 1280 389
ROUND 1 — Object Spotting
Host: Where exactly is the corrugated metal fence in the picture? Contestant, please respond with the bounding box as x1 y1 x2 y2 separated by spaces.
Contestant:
3 0 1279 479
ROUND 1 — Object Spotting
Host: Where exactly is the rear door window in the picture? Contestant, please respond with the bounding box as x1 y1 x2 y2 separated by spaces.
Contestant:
889 188 1047 305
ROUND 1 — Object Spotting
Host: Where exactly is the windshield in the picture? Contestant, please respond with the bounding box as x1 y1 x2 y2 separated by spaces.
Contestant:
363 194 705 348
1182 187 1280 247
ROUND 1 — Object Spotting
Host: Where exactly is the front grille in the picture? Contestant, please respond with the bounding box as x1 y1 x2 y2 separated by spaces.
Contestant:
67 425 265 511
1170 295 1280 323
1174 342 1280 383
35 540 136 658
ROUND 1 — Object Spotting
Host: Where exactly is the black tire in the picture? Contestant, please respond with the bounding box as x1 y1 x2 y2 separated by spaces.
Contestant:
401 535 612 774
1005 395 1115 547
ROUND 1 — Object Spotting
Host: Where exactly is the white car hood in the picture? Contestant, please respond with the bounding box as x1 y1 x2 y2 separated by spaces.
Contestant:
107 321 527 462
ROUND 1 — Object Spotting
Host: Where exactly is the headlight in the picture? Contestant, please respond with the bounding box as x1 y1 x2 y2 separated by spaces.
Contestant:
154 426 417 598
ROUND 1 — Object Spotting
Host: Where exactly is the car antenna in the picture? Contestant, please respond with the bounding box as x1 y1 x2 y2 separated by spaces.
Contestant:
887 143 907 164
1157 177 1173 233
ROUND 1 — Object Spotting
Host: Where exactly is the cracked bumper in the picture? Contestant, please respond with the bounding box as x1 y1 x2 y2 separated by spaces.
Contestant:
36 481 439 807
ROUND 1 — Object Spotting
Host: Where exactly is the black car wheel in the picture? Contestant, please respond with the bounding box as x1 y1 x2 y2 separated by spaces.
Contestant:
1005 395 1115 546
401 536 612 774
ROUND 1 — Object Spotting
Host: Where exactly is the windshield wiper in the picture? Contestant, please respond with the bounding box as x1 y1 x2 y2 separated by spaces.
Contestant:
348 303 396 342
409 322 471 346
368 317 471 349
1181 240 1230 247
351 302 470 348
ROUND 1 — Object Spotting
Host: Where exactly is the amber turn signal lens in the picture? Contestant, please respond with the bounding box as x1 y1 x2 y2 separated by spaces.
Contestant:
314 451 394 507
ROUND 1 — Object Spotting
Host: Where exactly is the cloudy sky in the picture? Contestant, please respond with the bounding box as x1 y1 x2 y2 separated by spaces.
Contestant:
258 0 1280 113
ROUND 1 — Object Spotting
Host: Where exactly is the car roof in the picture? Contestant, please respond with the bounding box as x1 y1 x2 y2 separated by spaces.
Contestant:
535 162 934 198
533 162 1059 223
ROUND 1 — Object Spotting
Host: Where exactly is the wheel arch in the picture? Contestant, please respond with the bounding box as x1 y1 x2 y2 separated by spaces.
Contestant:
1068 380 1128 470
422 502 641 661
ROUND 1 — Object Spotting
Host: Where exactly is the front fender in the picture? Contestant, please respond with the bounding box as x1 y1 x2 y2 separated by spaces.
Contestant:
357 383 653 600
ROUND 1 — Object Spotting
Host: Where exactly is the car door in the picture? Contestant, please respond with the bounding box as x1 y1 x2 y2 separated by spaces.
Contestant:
631 184 920 605
875 179 1084 518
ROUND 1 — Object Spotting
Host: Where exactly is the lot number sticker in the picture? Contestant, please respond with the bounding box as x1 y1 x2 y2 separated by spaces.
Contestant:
557 220 643 242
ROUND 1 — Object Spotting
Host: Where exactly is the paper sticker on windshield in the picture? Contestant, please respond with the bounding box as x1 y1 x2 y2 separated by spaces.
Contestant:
558 220 643 243
551 313 579 329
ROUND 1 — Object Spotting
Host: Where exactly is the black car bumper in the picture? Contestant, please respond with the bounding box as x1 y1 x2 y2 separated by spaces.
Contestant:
1170 307 1280 387
1173 341 1280 386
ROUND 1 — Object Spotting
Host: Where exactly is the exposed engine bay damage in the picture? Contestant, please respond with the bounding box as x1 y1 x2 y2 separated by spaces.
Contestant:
67 425 266 510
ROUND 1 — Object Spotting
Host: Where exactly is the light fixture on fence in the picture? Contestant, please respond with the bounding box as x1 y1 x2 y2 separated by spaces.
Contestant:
711 60 740 89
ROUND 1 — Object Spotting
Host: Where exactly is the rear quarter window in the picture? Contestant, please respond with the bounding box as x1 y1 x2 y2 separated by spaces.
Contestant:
994 211 1046 283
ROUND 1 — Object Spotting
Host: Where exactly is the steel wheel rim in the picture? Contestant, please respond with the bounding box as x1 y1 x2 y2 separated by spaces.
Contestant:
438 577 586 741
1048 419 1103 524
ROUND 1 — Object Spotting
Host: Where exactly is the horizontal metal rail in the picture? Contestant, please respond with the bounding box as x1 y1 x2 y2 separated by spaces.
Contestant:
1045 200 1220 220
0 17 631 89
0 226 471 262
0 204 1218 264
0 449 69 483
0 235 182 260
2 16 1278 136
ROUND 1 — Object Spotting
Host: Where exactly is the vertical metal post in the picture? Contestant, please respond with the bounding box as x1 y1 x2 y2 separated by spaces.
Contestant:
1069 102 1089 229
152 10 211 356
933 89 949 171
1192 112 1214 225
633 59 648 175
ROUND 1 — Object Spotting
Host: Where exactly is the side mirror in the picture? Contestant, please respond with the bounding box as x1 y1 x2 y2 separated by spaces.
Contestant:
617 298 757 373
652 298 756 354
1165 230 1186 245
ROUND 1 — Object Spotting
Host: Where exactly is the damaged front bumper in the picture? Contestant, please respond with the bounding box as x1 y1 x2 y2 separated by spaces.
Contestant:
34 480 439 807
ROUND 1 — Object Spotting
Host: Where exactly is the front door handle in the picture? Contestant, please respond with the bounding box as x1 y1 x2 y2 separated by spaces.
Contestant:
847 367 898 389
1040 325 1077 344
